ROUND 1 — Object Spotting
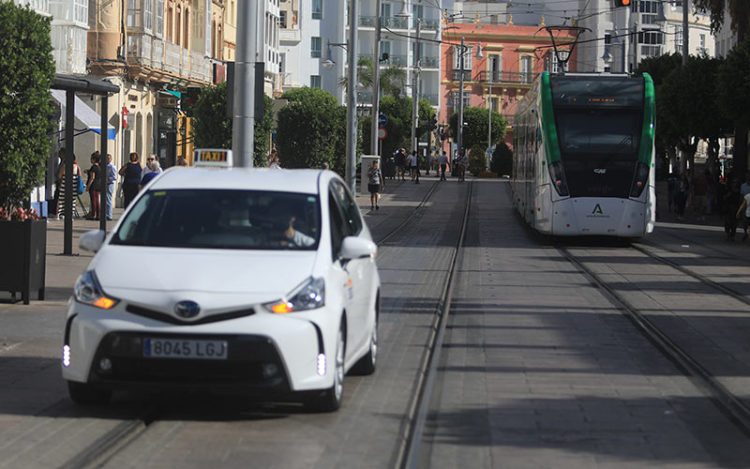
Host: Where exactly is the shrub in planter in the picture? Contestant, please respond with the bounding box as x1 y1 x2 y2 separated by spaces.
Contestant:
0 3 56 303
468 144 486 177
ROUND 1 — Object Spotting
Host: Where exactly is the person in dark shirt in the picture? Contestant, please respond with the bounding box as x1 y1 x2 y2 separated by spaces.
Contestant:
86 152 101 220
725 181 742 240
119 152 142 208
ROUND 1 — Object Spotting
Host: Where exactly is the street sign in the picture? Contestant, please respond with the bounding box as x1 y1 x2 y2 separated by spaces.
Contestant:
378 113 387 127
378 128 388 140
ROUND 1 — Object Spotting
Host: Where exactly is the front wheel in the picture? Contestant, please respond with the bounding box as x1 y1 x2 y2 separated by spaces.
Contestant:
305 327 345 412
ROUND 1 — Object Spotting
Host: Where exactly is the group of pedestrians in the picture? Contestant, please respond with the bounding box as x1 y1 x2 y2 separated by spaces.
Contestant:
54 151 164 220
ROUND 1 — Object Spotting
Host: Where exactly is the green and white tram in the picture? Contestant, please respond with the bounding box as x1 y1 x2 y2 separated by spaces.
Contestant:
512 72 656 237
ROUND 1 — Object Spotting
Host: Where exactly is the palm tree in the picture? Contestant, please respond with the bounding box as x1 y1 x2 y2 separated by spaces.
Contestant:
339 57 407 99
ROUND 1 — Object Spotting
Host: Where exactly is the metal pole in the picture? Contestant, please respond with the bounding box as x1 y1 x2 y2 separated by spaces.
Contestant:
411 19 421 154
232 0 257 167
370 0 382 156
487 83 492 154
99 95 108 231
623 6 630 73
345 0 359 193
64 91 74 255
457 36 465 155
682 0 689 65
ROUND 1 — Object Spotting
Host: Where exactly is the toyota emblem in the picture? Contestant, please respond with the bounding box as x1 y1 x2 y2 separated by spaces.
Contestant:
174 301 201 319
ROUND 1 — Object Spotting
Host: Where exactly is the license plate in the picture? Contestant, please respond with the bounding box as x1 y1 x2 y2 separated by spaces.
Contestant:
143 338 228 360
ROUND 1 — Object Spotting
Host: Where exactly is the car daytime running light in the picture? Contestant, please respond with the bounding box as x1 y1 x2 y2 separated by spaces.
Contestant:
62 345 71 367
264 277 325 314
74 270 119 310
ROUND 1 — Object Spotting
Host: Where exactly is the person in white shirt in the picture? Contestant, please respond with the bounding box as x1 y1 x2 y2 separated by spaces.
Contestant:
437 151 449 181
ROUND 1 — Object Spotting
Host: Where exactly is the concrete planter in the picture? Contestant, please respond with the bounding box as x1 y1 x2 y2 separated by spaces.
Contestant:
0 220 46 304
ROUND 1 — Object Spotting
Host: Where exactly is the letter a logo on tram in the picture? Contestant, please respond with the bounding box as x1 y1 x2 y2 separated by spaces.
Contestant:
592 204 604 215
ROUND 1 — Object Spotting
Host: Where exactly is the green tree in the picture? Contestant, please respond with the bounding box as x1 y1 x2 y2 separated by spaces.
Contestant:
491 142 513 177
694 0 750 176
277 87 344 169
717 38 750 127
449 107 507 151
340 56 407 98
0 3 55 215
191 82 273 167
375 95 435 159
659 55 730 169
468 144 486 176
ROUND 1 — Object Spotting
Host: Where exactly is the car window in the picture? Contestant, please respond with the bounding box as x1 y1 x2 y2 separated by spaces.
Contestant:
111 189 321 250
331 180 363 236
328 191 346 259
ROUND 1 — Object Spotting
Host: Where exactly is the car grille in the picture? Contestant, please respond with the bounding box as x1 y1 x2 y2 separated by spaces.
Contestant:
125 304 255 325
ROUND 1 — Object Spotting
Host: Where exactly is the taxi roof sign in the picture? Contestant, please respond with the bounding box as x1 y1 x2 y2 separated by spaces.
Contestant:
194 149 233 168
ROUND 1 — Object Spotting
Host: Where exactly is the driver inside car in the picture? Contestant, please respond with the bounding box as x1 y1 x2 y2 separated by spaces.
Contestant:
284 216 315 247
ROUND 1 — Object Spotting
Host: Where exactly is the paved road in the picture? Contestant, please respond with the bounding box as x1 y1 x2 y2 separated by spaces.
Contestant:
2 177 750 468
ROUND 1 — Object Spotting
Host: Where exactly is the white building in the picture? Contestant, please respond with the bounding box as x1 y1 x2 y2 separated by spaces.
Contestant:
13 0 89 75
279 0 443 109
575 0 715 74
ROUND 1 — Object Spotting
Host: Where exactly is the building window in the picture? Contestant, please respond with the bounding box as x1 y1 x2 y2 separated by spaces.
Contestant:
380 40 391 61
675 26 683 49
453 45 471 70
280 10 287 28
634 0 658 13
155 0 163 36
127 0 139 27
638 30 663 45
312 0 322 19
412 4 423 20
183 8 189 49
144 0 153 31
74 0 87 24
311 75 321 88
699 33 707 54
520 56 532 83
311 37 321 58
381 2 391 18
167 5 173 41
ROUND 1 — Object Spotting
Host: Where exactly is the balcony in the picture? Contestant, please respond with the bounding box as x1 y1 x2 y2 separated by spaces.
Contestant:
164 41 181 74
420 19 440 30
189 51 211 83
382 16 409 30
280 27 301 44
476 70 535 85
127 33 153 68
451 70 472 81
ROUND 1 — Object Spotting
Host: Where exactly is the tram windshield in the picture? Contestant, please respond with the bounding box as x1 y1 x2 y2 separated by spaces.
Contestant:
550 76 646 198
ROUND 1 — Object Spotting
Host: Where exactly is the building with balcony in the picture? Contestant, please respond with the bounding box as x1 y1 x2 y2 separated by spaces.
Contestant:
575 0 715 74
440 21 575 146
84 0 214 171
14 0 89 75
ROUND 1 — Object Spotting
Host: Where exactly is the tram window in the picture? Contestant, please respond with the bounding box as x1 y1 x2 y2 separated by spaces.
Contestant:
556 110 640 156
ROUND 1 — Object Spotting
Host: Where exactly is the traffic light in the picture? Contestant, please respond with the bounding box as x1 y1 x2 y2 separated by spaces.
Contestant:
429 117 438 131
613 0 631 6
181 87 202 117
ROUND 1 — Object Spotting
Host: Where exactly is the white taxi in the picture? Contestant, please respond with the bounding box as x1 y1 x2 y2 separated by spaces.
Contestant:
62 154 380 412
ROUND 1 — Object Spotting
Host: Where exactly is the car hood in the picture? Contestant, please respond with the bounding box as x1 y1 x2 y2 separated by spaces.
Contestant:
91 246 317 301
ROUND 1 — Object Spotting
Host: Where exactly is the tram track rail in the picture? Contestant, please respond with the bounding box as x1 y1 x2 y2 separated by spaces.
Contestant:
558 245 750 436
55 180 444 469
395 180 474 469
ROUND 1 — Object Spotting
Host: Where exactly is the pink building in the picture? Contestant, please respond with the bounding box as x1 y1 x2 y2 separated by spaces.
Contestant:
440 21 577 148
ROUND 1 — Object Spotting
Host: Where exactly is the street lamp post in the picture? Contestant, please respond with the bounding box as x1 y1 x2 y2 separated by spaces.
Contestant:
411 18 421 155
457 36 465 156
232 0 260 167
345 0 359 193
370 0 382 157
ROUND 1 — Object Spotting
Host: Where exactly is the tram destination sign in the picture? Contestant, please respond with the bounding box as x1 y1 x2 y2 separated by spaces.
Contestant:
550 76 644 108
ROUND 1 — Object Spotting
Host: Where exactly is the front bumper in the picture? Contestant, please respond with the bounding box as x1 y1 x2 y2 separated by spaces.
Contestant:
62 301 338 393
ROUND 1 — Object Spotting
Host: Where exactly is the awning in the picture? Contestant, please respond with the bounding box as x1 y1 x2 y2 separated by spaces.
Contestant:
160 89 182 99
51 89 117 140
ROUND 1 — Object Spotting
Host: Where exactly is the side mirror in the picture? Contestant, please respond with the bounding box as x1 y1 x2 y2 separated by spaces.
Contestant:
79 230 106 253
340 236 377 260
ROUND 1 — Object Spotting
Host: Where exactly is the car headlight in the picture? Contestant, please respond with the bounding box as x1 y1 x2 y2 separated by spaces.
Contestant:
74 270 119 310
264 277 325 314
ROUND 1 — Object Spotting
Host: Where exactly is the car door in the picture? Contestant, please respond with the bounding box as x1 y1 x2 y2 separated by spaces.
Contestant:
327 188 357 350
330 181 371 352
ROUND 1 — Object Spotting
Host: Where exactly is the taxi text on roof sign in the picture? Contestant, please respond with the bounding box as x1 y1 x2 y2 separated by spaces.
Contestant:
194 149 233 168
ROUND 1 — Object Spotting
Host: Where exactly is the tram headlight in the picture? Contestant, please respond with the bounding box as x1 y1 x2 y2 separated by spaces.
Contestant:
548 161 569 197
630 162 650 198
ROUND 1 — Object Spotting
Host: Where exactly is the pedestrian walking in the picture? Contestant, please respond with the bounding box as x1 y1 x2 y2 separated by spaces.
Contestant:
85 152 101 220
395 148 406 181
119 152 142 208
408 151 418 182
438 151 449 181
368 160 384 211
105 154 116 220
724 181 742 240
56 153 82 219
176 156 188 166
675 172 690 219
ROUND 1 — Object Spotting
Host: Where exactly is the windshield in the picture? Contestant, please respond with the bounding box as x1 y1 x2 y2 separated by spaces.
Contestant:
555 109 642 156
112 190 321 250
